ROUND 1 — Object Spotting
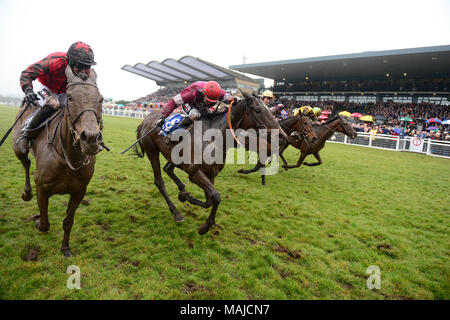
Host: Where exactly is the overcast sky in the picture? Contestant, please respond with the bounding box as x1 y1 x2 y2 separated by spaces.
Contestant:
0 0 449 101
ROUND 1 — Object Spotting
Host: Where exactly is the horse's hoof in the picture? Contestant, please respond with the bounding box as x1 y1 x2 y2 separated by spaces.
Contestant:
22 191 33 201
174 214 185 223
282 165 289 171
61 248 71 257
178 192 191 203
237 169 245 174
197 223 210 235
34 220 49 232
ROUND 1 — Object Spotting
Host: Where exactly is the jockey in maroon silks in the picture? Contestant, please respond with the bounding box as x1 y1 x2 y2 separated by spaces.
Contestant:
156 81 238 128
17 41 97 153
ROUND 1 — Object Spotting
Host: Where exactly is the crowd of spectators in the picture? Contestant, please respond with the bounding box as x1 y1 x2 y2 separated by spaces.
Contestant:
274 78 449 93
275 98 450 141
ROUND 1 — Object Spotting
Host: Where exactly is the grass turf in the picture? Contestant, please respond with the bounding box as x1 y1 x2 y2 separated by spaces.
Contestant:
0 104 448 299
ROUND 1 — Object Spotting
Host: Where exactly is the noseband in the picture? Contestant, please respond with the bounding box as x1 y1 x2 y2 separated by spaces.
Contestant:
227 98 272 146
66 82 102 146
54 81 102 170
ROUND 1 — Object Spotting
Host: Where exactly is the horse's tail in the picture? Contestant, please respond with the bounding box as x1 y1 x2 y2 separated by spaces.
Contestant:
132 123 145 158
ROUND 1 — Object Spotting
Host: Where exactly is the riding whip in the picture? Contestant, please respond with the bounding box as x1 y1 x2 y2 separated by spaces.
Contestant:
121 124 160 155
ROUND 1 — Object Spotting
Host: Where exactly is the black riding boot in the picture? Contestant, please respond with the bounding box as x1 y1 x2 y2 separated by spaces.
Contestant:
16 105 56 153
178 116 193 128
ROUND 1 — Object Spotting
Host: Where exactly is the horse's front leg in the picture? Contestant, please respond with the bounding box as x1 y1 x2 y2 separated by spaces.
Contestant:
61 190 85 257
303 152 322 166
164 162 212 207
33 187 50 232
283 152 307 169
14 148 33 201
189 170 220 235
238 161 262 174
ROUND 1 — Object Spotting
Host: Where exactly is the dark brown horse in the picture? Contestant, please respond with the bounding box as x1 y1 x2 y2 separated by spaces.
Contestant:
137 91 287 235
12 66 105 256
237 113 318 185
281 115 358 169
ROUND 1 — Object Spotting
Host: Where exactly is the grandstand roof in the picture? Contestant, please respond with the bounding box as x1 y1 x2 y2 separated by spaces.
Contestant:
122 56 255 86
229 45 450 82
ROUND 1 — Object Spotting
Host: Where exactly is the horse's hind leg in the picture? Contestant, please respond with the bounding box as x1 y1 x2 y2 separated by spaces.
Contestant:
189 170 220 235
61 191 85 257
147 151 184 222
34 187 50 232
163 162 190 201
14 149 33 201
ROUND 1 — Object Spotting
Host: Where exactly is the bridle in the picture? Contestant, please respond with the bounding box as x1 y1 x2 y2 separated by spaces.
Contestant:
56 81 102 170
66 82 103 145
227 98 271 146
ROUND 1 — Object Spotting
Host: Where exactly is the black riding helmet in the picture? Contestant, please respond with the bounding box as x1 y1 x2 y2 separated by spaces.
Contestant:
66 41 96 68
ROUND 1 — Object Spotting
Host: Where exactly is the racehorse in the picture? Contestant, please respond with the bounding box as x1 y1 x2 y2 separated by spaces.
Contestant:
12 66 105 256
237 113 318 185
239 115 357 174
137 90 287 235
281 115 358 169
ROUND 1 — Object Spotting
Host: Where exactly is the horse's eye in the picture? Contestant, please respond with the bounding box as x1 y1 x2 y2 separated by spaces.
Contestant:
67 95 72 101
255 108 261 113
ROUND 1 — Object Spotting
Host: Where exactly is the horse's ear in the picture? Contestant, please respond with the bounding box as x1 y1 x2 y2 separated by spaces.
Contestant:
89 68 98 84
241 90 251 99
65 66 76 83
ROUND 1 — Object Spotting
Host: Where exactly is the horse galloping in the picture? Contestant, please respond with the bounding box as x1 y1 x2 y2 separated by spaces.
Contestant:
137 90 288 235
12 66 105 256
237 112 318 185
281 115 358 169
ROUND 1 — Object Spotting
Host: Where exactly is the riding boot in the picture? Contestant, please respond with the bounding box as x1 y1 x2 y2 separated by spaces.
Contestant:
16 105 56 153
178 116 193 128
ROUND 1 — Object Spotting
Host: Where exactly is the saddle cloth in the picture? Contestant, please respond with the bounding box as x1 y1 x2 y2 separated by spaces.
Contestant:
160 113 189 136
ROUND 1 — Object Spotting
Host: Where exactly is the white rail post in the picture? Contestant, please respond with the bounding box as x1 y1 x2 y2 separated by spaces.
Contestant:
396 136 400 151
344 135 348 144
369 133 373 147
427 139 432 155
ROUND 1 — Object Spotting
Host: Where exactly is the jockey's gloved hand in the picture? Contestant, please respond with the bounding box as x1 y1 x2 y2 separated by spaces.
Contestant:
155 116 166 127
24 89 39 104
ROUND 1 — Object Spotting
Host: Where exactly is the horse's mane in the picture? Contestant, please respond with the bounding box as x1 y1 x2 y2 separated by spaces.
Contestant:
321 115 339 125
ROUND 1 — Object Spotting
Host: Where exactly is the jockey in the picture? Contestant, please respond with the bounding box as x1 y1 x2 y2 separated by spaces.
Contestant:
156 81 238 128
294 106 322 123
260 90 274 106
17 41 97 153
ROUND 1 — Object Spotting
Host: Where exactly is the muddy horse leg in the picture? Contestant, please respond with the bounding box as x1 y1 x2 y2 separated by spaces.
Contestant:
33 187 50 232
147 151 184 222
238 162 262 174
303 152 322 166
163 162 192 203
189 170 220 235
15 149 33 201
164 163 214 208
61 191 85 257
284 152 308 169
279 142 290 170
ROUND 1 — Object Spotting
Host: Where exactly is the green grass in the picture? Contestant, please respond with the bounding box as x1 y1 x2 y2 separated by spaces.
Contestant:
0 104 449 300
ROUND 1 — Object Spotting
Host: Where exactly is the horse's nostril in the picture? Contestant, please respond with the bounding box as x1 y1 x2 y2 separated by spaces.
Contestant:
80 131 87 141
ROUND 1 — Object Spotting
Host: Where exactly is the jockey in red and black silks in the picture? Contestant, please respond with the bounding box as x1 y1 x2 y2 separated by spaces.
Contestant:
16 41 97 154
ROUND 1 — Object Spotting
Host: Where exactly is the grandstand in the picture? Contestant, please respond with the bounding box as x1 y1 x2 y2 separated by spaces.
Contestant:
229 45 450 105
122 55 262 94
